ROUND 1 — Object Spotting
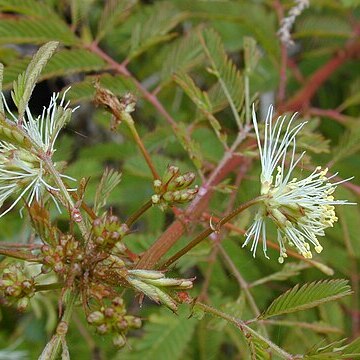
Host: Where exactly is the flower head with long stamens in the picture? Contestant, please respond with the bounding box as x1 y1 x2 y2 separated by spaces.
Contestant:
243 105 354 263
0 89 76 217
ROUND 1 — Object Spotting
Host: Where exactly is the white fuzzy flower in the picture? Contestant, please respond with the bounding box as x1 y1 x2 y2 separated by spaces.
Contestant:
243 105 353 263
0 90 76 217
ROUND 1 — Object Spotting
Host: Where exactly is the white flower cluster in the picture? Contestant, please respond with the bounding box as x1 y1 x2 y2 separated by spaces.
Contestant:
0 89 76 217
243 105 353 263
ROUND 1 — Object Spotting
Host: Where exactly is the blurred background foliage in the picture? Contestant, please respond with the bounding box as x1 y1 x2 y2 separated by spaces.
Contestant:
0 0 359 359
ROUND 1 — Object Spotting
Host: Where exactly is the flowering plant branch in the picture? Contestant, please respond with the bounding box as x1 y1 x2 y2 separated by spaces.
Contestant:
0 2 358 355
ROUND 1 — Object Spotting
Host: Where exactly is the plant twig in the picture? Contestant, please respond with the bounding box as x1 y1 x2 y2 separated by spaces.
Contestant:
282 40 360 111
195 301 295 359
0 248 39 262
161 196 263 268
125 199 153 229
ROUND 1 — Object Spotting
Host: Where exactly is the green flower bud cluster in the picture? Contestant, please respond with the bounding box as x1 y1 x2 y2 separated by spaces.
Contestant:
126 269 194 312
40 234 83 276
151 165 198 210
87 297 141 348
0 264 36 311
92 214 129 250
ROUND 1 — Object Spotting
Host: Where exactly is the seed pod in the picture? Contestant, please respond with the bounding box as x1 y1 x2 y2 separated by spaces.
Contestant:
127 269 165 280
87 311 105 325
112 334 126 348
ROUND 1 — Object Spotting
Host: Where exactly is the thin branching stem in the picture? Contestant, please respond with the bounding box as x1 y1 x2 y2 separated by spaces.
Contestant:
123 114 159 179
35 282 64 292
41 154 88 239
195 301 295 359
161 196 264 268
125 199 153 229
218 244 268 337
48 290 78 360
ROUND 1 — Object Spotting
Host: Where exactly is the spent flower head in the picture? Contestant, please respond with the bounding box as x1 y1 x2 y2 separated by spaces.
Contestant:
243 105 354 263
0 89 76 217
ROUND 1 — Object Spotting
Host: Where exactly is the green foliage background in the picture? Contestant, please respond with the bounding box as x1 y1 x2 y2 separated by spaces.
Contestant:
0 0 359 359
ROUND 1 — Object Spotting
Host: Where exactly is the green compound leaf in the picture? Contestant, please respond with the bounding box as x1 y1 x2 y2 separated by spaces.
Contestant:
12 41 58 118
127 2 187 61
160 30 204 82
93 168 122 215
199 28 244 115
174 72 212 112
250 263 310 288
245 332 271 360
0 0 60 18
305 336 360 359
2 49 107 89
0 19 78 46
96 0 137 42
174 72 226 145
260 279 352 319
119 307 197 360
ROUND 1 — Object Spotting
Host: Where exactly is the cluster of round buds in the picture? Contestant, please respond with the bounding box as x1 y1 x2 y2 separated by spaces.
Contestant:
151 165 198 210
0 264 36 311
87 297 141 348
92 214 128 250
40 235 83 275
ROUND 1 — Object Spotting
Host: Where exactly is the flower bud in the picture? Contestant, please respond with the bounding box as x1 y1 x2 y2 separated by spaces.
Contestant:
112 297 124 308
114 319 128 332
17 297 29 312
162 165 179 185
97 324 109 334
151 194 161 204
112 334 126 348
153 179 163 194
168 172 196 191
104 307 115 318
87 311 105 325
125 316 142 329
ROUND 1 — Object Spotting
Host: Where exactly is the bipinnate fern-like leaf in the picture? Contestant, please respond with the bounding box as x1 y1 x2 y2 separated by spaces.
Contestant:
260 280 352 319
0 0 59 18
96 0 137 42
245 333 271 360
331 124 360 165
199 28 244 115
250 263 310 288
119 308 197 360
304 336 360 359
0 18 78 46
94 168 122 215
12 41 59 118
174 72 226 145
2 50 107 91
174 72 212 112
160 30 204 82
128 2 187 61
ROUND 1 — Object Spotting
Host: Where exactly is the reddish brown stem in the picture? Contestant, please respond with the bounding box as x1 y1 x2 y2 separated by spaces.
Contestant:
307 107 350 125
0 248 39 262
282 41 360 112
161 196 262 268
